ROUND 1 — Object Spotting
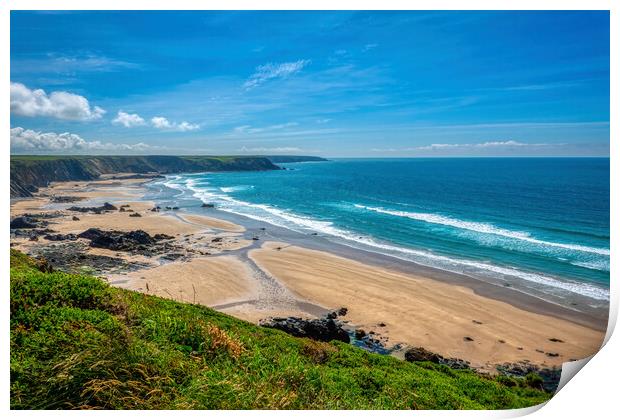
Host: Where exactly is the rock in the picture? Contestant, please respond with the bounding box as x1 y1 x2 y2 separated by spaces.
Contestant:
472 320 483 325
129 213 142 217
153 233 174 241
496 362 561 392
259 316 350 343
337 307 348 316
50 196 83 203
211 237 223 243
548 338 564 343
172 206 179 210
68 202 117 213
354 329 366 340
78 228 155 251
377 322 386 327
463 336 474 342
150 207 159 212
10 216 40 229
201 203 215 208
44 233 77 241
404 347 471 370
72 216 80 221
28 241 151 276
119 207 126 212
404 347 442 364
252 237 259 241
545 352 560 357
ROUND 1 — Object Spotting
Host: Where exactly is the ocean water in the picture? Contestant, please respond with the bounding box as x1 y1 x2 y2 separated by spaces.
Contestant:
155 158 610 307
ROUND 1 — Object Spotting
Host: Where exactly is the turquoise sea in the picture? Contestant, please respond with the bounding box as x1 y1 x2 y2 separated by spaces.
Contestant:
155 158 610 307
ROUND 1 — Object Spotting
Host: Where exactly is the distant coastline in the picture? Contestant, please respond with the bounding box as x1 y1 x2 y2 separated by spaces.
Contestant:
9 155 327 197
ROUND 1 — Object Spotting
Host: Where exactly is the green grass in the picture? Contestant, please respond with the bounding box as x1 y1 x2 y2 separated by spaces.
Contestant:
10 249 550 409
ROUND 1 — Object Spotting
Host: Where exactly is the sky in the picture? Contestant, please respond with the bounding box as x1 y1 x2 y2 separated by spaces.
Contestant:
10 10 610 157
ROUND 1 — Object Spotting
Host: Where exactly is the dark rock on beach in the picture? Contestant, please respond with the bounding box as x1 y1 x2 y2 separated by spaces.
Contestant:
404 347 471 370
78 228 156 251
496 362 561 393
43 233 78 241
28 242 152 275
50 195 84 203
68 202 117 213
10 216 40 229
201 203 215 208
76 228 181 257
259 315 350 343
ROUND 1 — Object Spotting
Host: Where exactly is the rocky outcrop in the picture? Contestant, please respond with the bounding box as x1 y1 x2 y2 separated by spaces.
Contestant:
76 228 179 257
68 202 118 213
260 314 350 343
496 362 561 392
10 155 322 197
404 347 471 370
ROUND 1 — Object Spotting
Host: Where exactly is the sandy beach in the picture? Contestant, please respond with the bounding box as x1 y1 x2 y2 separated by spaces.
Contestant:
10 176 606 371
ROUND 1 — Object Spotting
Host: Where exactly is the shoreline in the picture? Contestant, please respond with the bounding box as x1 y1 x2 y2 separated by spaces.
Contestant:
149 178 608 332
9 175 607 371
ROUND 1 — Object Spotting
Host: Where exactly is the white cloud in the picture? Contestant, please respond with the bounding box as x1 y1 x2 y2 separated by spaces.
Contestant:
233 122 298 134
176 121 201 132
243 60 311 89
150 116 200 132
10 127 160 153
10 82 105 121
363 43 378 52
12 53 138 75
240 146 302 153
151 116 173 129
316 118 331 124
112 111 146 128
415 140 553 151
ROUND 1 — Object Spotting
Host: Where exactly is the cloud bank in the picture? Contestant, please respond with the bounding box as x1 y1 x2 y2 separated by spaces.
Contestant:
10 127 159 153
10 82 106 121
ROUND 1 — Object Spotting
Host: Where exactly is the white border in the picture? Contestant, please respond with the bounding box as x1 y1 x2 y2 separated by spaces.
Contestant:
2 1 616 418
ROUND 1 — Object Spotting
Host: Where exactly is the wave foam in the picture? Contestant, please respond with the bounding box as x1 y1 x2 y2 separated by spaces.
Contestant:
161 176 610 302
355 205 610 256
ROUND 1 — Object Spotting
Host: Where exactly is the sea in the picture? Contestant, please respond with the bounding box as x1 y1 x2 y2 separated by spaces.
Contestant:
149 158 610 312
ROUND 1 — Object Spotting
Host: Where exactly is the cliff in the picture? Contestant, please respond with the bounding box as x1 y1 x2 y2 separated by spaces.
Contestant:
10 155 322 197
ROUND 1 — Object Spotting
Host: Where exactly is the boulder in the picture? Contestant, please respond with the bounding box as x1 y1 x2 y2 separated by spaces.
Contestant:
259 316 350 343
10 216 39 229
78 228 157 251
44 233 78 241
404 347 471 370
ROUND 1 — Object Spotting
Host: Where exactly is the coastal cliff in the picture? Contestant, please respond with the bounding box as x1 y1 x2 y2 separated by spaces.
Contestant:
10 155 324 197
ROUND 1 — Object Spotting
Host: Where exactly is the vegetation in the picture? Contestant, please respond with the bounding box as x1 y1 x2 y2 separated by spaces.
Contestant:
10 249 550 409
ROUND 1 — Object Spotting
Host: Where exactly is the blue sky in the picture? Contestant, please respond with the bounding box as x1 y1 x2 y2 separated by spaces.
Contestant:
10 11 610 157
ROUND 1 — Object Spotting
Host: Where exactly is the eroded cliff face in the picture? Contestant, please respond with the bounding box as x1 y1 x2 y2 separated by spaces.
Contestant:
10 156 281 197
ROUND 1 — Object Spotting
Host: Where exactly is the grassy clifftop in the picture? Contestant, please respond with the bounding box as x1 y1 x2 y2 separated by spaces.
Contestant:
10 155 323 197
10 249 549 409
